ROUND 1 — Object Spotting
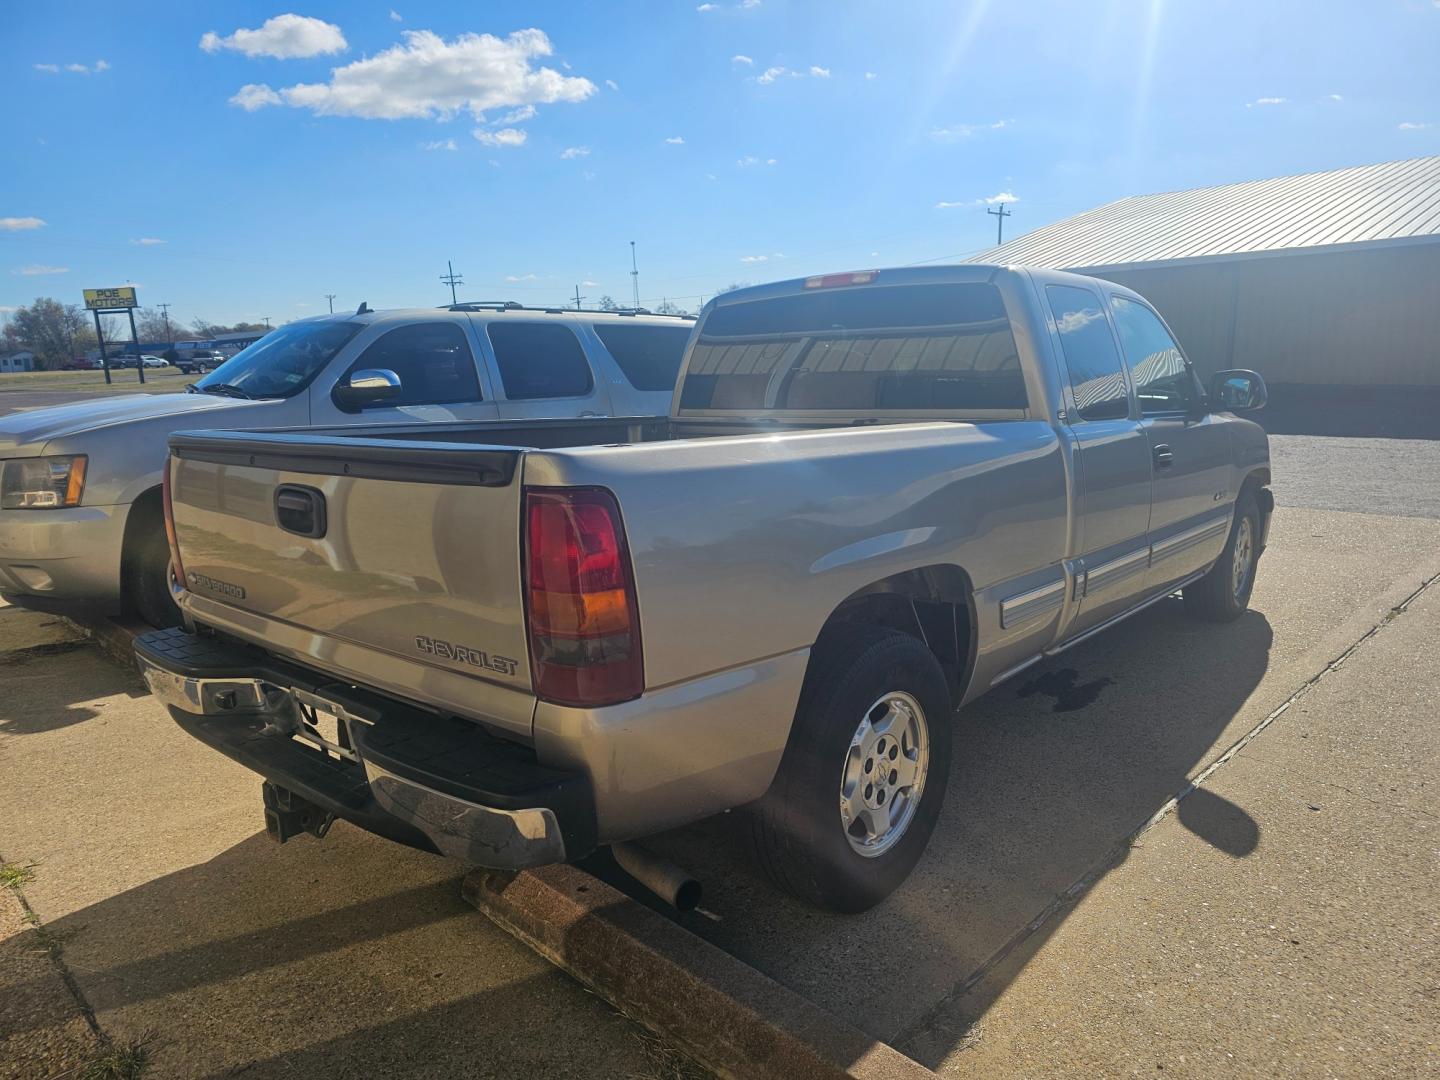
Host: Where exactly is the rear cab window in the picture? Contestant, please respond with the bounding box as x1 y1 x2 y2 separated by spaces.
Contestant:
487 321 595 400
679 282 1026 415
592 323 691 391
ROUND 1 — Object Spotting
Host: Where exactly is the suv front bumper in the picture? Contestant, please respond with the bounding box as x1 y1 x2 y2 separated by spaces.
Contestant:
135 627 597 868
0 505 126 614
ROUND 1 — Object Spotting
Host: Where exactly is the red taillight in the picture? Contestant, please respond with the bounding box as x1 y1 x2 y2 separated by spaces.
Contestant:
525 488 643 707
804 270 878 289
161 457 185 592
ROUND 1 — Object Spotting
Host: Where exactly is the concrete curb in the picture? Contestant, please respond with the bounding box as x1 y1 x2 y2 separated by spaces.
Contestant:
61 614 144 672
463 864 936 1080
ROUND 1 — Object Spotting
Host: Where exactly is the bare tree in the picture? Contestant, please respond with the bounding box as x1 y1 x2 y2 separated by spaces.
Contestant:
653 299 688 315
715 282 749 295
596 294 621 311
5 299 95 369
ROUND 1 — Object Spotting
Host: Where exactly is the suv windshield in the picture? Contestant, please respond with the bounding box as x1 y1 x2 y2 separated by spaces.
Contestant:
195 321 364 399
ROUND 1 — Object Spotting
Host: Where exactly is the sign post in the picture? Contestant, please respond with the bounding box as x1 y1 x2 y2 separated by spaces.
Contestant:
83 287 142 385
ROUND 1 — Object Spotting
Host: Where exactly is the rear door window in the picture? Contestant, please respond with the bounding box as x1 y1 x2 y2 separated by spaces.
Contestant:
680 282 1025 413
342 321 481 406
487 322 595 399
592 324 691 391
1046 285 1131 422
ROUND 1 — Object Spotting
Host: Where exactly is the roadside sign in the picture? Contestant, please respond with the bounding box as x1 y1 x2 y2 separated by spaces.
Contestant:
84 286 138 310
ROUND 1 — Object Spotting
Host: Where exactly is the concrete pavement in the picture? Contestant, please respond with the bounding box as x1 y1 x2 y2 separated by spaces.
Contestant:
903 579 1439 1076
0 601 681 1079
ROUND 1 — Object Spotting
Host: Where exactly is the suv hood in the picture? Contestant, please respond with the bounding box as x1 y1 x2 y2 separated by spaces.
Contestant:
0 392 270 453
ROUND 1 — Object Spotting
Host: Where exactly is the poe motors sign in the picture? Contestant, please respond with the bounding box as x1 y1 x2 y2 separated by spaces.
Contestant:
84 286 138 310
82 286 145 384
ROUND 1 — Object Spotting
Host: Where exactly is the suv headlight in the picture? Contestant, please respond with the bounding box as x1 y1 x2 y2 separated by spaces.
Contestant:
0 455 88 509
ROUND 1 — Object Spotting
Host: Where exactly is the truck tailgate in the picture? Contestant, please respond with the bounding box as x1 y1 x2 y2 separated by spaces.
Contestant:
167 431 535 731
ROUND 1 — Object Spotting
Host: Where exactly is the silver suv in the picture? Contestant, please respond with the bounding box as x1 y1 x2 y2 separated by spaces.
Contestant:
0 303 694 626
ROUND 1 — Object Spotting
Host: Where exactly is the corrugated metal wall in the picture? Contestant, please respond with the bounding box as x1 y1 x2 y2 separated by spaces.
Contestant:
1093 241 1440 386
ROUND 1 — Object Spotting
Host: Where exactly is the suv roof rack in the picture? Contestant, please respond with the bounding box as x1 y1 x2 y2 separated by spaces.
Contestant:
444 301 695 320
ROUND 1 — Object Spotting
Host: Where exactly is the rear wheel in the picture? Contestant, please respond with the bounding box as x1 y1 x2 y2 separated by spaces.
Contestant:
748 624 952 912
1183 489 1261 622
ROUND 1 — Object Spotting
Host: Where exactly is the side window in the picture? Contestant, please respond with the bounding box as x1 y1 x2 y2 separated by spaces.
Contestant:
592 324 691 391
1110 297 1197 415
487 322 594 400
1047 285 1130 422
344 322 480 406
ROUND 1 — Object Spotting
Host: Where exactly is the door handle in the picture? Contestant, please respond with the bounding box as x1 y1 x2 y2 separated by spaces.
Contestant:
1153 444 1174 469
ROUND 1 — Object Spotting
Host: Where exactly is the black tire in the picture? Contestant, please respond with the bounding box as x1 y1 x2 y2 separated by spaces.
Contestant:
1183 489 1262 622
748 623 952 913
123 506 182 628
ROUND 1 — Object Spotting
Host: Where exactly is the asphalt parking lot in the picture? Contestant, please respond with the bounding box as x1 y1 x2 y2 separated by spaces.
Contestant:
3 417 1438 1078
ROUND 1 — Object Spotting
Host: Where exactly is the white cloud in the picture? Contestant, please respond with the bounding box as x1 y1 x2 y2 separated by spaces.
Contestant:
697 3 718 10
230 83 283 111
36 60 108 74
560 146 590 159
740 255 768 263
14 265 69 276
473 127 527 147
605 78 619 91
1245 96 1287 107
864 71 877 80
935 191 1018 209
131 237 166 245
664 135 685 145
581 280 600 287
505 273 539 282
706 172 718 180
0 217 46 231
767 158 777 165
732 54 754 66
0 306 16 314
809 66 830 78
421 138 458 151
755 66 789 84
201 14 347 59
389 9 403 21
1328 93 1343 101
1398 121 1431 130
496 104 536 123
237 29 596 121
930 119 1010 140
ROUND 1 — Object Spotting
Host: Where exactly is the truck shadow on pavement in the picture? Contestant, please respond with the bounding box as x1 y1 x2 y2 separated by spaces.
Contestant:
645 597 1271 1065
0 638 148 737
4 830 662 1078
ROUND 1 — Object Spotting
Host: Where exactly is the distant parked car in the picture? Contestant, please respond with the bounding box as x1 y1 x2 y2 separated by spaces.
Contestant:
140 355 168 369
64 358 98 370
174 351 226 374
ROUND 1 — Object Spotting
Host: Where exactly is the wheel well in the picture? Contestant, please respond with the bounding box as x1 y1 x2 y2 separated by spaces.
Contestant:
1243 467 1270 491
816 565 976 706
119 486 164 605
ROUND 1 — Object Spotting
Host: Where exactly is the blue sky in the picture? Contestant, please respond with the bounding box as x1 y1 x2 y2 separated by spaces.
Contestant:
4 1 1438 326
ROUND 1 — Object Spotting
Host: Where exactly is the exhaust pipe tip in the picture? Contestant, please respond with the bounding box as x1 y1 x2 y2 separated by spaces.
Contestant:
611 842 702 913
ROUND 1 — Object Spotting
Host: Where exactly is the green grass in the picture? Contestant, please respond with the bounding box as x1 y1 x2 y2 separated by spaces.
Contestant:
0 369 196 394
0 861 37 889
80 1037 150 1080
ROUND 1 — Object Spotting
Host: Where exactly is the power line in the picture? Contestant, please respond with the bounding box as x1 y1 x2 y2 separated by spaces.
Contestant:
986 201 1013 244
324 293 336 314
440 260 464 305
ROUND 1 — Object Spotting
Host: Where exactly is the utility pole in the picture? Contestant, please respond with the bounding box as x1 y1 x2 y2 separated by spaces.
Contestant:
440 260 464 305
157 302 172 347
987 201 1012 245
572 285 586 310
629 241 640 311
324 294 336 314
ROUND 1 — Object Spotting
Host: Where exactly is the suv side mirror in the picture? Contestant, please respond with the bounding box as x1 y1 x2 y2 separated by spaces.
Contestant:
334 368 402 409
1209 369 1267 413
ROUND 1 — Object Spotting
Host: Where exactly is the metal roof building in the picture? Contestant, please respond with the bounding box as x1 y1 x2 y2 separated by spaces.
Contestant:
972 156 1440 388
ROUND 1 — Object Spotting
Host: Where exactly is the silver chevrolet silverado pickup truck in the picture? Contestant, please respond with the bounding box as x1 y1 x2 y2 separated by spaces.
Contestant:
136 265 1272 912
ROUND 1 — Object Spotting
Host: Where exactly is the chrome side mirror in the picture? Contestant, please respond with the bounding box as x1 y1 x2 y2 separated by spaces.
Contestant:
333 368 402 409
1209 369 1267 413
